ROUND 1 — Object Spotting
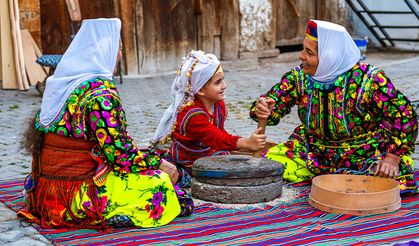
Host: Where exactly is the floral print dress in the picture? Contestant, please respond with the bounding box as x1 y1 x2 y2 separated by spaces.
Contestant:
35 78 193 227
251 63 418 194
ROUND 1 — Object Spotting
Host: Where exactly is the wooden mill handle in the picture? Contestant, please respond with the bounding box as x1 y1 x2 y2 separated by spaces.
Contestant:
252 118 268 158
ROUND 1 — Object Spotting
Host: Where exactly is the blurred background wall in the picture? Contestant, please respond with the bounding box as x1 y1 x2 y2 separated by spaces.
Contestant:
17 0 416 75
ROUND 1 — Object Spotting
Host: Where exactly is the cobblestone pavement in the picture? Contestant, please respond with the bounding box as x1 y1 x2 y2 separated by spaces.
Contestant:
0 51 418 245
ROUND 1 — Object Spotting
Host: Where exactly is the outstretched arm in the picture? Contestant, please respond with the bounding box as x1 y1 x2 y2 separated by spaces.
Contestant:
250 68 300 125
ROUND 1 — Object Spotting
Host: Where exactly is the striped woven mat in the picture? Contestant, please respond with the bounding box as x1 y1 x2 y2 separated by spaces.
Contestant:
0 172 418 246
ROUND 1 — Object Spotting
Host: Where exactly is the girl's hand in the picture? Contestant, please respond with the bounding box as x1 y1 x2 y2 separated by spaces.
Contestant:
237 127 267 151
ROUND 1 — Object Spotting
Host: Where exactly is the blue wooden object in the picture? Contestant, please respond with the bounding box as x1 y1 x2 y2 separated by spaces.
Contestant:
354 38 368 60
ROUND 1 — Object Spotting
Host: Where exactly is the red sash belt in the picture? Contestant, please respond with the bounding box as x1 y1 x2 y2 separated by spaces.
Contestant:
39 133 96 180
18 133 108 230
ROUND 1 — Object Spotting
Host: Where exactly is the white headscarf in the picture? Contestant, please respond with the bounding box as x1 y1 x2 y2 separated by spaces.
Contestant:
152 50 220 145
39 18 121 126
312 20 361 82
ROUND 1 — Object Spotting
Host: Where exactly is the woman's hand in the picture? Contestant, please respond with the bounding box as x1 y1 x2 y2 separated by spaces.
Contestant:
159 159 179 184
237 127 267 152
375 153 401 179
255 96 275 120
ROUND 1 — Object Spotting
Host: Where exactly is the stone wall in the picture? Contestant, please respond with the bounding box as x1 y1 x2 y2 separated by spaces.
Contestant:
239 0 272 52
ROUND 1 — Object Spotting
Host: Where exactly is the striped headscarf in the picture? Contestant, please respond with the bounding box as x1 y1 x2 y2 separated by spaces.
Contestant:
307 20 361 82
152 50 221 145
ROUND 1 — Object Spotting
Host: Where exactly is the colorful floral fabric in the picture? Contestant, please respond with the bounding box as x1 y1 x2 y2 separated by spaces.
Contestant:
35 78 193 227
36 78 160 176
251 63 418 194
72 170 182 228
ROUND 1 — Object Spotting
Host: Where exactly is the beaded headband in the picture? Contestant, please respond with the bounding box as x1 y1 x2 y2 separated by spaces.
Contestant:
214 65 223 76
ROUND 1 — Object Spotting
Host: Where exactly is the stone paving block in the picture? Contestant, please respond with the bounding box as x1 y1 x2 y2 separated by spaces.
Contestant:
0 229 25 243
6 237 50 246
28 233 52 245
0 220 21 232
0 204 18 221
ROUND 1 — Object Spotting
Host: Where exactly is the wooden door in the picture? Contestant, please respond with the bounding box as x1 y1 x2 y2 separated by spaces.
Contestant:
134 0 197 74
275 0 348 47
275 0 316 46
40 0 117 54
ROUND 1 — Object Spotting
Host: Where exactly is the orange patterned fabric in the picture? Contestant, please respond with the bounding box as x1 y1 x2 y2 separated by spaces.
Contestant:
40 133 97 179
18 133 108 230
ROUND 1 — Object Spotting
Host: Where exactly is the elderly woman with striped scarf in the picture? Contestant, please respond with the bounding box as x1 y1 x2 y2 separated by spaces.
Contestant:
251 20 418 195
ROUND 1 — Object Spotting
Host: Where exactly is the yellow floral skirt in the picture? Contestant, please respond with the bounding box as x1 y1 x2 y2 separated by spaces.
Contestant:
264 142 314 183
72 170 181 228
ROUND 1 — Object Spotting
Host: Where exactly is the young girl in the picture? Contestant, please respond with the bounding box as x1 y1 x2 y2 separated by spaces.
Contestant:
152 50 266 187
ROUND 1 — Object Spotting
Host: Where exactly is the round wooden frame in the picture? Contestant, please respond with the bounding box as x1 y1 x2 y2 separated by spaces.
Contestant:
309 174 401 215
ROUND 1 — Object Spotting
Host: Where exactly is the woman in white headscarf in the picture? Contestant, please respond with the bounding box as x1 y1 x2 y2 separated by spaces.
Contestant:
19 18 193 230
152 50 267 188
252 20 418 195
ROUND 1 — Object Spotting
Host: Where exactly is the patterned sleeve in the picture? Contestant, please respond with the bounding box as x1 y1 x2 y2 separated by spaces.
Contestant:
184 112 240 151
86 92 161 176
364 70 418 156
250 69 299 126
